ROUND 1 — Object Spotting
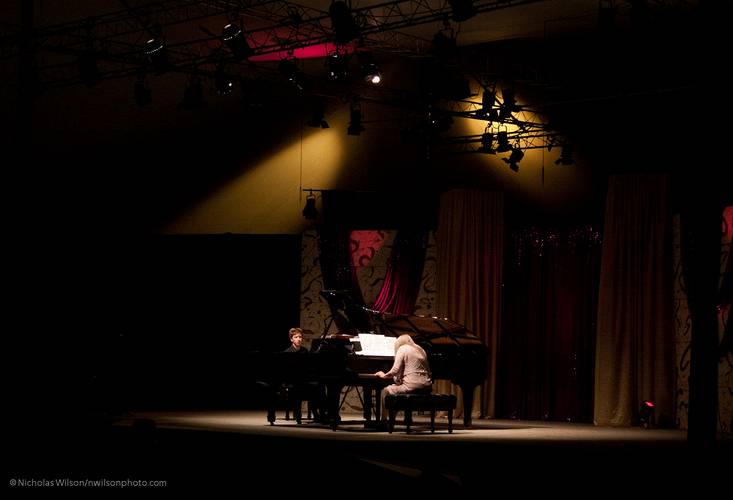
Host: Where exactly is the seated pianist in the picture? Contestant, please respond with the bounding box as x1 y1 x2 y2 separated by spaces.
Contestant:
259 327 324 424
373 334 432 428
285 328 324 422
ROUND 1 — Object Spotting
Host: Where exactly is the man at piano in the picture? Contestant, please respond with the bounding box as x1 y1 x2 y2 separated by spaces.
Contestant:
284 327 308 353
282 327 323 421
374 334 432 425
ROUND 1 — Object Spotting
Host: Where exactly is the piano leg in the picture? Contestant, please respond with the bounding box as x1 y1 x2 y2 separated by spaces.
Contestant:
325 382 344 430
256 381 277 425
374 388 382 424
359 382 384 427
362 386 372 423
460 383 478 427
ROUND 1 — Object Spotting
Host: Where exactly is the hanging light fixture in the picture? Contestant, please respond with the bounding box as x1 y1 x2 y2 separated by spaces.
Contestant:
496 130 512 152
555 144 575 165
222 23 253 60
359 52 381 85
327 52 348 82
499 88 519 120
347 99 365 135
214 63 234 95
329 1 359 44
448 0 477 23
302 191 318 220
503 147 524 172
279 57 305 91
479 128 495 154
306 97 329 128
144 37 168 74
431 29 456 59
478 89 498 120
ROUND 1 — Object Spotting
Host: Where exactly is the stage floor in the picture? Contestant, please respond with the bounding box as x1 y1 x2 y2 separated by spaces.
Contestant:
9 409 729 495
116 408 688 444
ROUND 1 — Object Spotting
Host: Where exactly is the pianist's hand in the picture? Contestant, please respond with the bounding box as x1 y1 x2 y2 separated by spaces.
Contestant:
375 371 386 378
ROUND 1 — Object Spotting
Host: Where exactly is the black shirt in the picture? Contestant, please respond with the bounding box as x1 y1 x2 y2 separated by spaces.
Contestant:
283 345 308 353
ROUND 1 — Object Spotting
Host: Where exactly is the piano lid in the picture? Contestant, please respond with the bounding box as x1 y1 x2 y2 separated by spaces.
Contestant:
320 290 482 348
374 313 484 347
320 289 372 335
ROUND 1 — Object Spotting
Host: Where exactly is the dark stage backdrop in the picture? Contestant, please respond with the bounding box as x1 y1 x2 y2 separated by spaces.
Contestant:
116 234 301 409
13 233 302 416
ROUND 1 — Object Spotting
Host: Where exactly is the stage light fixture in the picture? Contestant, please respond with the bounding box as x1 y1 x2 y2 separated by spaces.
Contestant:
215 64 234 95
302 192 318 220
639 400 655 428
478 89 498 120
285 6 303 25
347 100 365 136
359 52 381 85
431 30 456 59
306 98 329 128
479 131 495 154
496 131 512 152
448 0 477 23
503 147 524 172
144 37 168 74
329 1 359 44
555 144 575 165
279 58 305 90
327 53 348 82
499 88 519 120
222 23 253 61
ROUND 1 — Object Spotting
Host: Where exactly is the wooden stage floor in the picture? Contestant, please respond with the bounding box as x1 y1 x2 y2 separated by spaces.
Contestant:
8 409 729 495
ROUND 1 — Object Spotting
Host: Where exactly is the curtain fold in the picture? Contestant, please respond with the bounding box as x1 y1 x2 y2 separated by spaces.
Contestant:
498 226 601 422
373 229 428 315
434 190 504 418
594 174 674 426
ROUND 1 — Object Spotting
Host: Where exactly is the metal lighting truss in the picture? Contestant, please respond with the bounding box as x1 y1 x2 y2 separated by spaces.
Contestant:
2 0 547 86
2 0 561 152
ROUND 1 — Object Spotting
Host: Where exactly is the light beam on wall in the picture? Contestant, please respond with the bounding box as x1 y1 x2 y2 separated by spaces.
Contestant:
163 124 346 234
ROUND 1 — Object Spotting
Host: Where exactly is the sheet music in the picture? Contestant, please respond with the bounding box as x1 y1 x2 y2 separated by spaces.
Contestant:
352 333 396 357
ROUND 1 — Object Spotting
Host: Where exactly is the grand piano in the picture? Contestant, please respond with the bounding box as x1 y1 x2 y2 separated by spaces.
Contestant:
313 290 489 428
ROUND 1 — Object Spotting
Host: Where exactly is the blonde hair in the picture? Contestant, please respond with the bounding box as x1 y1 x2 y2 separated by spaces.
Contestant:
288 327 304 340
394 334 420 354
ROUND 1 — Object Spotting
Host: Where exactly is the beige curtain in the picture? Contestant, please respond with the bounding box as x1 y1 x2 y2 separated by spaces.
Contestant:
434 189 503 418
594 175 674 425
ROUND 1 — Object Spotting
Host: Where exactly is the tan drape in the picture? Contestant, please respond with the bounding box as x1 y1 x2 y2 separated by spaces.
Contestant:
434 189 503 418
594 175 674 425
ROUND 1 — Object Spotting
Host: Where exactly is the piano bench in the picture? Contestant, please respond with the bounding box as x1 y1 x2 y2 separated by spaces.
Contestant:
384 393 457 434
